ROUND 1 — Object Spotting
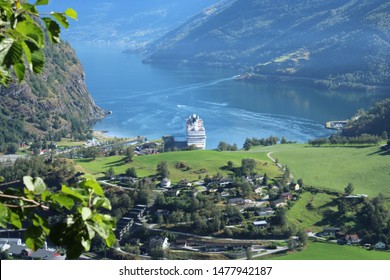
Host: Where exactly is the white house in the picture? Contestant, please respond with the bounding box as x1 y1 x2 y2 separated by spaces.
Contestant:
150 236 170 250
375 242 386 250
160 178 171 188
253 220 269 228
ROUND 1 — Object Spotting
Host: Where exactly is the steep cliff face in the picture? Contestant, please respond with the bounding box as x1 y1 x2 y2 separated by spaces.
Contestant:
0 41 105 147
144 0 390 89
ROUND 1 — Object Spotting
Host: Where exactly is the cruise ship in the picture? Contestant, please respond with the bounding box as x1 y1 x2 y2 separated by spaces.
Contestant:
186 114 206 150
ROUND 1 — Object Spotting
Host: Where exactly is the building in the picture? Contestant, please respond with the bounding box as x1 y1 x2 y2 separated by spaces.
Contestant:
255 207 274 217
345 234 361 245
270 198 287 208
186 114 206 149
228 198 245 205
149 236 170 250
0 239 65 260
281 192 293 200
321 227 341 237
375 242 386 250
253 220 269 228
160 178 172 188
115 217 134 241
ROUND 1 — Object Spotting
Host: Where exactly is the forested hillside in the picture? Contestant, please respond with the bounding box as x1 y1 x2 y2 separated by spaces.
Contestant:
144 0 390 90
0 40 106 152
342 98 390 137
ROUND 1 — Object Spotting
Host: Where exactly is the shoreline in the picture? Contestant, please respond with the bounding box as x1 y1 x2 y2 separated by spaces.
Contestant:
92 130 145 143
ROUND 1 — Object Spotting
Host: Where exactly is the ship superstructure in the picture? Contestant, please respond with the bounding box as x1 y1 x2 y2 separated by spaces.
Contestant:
186 114 206 150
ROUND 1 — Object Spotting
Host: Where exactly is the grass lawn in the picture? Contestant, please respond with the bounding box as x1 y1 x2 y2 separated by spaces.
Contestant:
74 150 281 182
286 192 338 232
255 144 390 196
55 138 85 147
270 241 390 260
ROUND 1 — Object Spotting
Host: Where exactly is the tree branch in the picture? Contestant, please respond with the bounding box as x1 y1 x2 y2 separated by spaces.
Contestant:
0 192 49 211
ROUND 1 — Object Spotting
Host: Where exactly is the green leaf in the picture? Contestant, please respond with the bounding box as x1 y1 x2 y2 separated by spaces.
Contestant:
61 185 86 203
23 176 46 194
9 211 22 229
81 207 92 221
25 225 47 251
16 17 44 48
80 180 104 197
0 203 9 228
31 50 44 74
22 42 32 69
33 177 46 194
35 0 49 5
64 8 78 20
51 193 74 210
89 222 110 239
85 222 96 239
13 61 25 81
42 17 61 43
3 40 23 68
22 3 38 15
41 190 51 202
23 176 35 192
92 197 111 210
105 230 117 248
81 237 91 251
32 214 50 235
51 12 69 29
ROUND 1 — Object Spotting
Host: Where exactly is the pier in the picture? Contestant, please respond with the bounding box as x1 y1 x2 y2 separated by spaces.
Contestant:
325 120 348 130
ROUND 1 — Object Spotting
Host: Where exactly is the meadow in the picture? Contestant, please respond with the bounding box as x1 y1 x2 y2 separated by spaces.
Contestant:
254 144 390 196
286 192 338 232
270 241 390 260
75 149 281 182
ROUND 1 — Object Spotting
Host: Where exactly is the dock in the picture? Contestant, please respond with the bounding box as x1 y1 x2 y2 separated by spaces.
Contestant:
325 120 348 130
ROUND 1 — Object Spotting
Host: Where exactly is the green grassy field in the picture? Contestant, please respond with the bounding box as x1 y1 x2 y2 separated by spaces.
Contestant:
254 144 390 196
286 192 338 232
75 150 281 182
271 241 390 260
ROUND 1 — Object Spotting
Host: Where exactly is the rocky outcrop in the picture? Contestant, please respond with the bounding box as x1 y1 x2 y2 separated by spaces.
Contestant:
0 41 106 144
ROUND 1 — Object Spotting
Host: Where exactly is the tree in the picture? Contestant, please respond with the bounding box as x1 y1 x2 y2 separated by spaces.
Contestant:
262 173 268 186
156 161 170 179
84 146 100 160
125 167 137 178
124 147 135 163
344 183 354 195
297 178 304 188
297 229 308 247
217 141 228 151
5 143 18 154
241 158 256 176
0 177 116 259
0 1 116 260
0 0 78 85
106 167 115 179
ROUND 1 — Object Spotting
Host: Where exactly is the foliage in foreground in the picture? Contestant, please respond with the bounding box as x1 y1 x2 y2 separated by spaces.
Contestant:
0 177 116 259
0 0 77 85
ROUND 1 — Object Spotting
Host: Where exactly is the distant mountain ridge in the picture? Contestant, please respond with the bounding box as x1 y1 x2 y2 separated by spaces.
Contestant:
49 0 217 48
143 0 390 90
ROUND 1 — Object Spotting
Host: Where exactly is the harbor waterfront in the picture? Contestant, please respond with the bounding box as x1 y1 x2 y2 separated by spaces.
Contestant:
74 46 390 149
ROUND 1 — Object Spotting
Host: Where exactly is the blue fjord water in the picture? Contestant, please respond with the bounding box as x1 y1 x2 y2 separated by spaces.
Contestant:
75 46 390 149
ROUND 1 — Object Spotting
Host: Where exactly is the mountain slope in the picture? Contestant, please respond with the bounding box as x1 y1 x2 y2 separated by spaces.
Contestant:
49 0 217 48
0 41 106 150
144 0 390 89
